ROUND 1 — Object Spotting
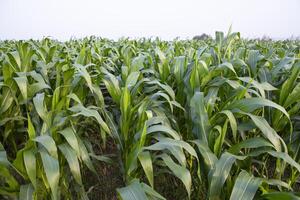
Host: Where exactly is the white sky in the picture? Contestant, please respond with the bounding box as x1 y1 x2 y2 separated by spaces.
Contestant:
0 0 299 40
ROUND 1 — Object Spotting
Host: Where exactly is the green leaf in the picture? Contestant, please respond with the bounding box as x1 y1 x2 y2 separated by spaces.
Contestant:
151 92 173 112
192 140 217 170
23 149 36 188
284 83 300 107
14 76 28 100
243 113 284 152
102 70 121 103
33 135 58 159
58 127 80 156
146 124 180 140
138 151 153 188
125 71 140 89
160 153 191 198
214 120 228 157
141 182 166 200
58 143 82 185
279 61 300 105
190 92 210 144
264 179 291 190
40 151 59 200
219 110 237 142
229 170 262 200
0 143 10 166
74 63 94 92
117 180 148 200
67 93 82 104
219 62 237 75
146 138 197 158
27 113 36 139
33 93 47 121
247 50 263 76
89 154 113 164
78 138 96 174
76 46 86 64
267 150 300 172
239 77 277 98
51 87 61 110
19 184 34 200
209 152 246 200
69 104 110 135
260 192 300 200
228 137 274 154
121 86 131 116
147 80 175 100
226 97 289 119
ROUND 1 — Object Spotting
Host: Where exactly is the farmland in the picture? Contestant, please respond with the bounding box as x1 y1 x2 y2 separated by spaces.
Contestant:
0 31 300 200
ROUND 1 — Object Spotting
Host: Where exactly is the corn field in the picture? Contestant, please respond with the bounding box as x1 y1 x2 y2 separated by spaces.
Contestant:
0 31 300 200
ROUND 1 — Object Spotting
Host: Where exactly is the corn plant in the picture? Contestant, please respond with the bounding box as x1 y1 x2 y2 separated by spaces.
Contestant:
0 32 300 200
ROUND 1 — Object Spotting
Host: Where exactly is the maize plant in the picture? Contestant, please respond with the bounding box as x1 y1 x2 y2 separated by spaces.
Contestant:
0 31 300 200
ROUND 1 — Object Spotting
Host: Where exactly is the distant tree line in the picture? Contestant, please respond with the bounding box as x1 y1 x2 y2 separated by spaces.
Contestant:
193 33 211 40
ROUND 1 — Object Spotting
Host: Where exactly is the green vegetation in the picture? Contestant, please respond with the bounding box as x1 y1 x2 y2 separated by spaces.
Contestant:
0 31 300 200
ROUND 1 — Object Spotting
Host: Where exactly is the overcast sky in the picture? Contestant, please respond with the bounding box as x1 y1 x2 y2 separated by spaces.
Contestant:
0 0 299 40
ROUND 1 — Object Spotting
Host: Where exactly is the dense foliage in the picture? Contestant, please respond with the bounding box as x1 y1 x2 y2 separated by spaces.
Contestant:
0 31 300 200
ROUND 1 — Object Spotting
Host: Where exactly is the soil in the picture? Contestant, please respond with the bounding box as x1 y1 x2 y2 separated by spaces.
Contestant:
83 136 124 200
